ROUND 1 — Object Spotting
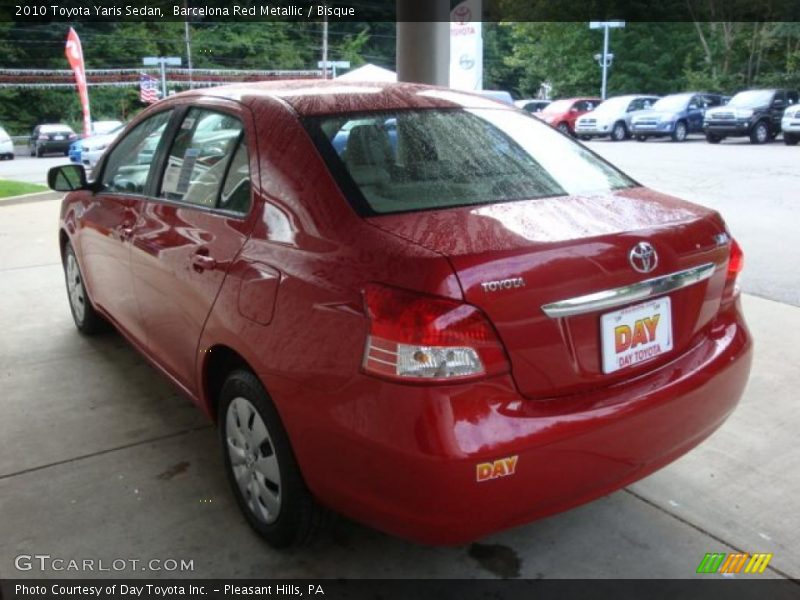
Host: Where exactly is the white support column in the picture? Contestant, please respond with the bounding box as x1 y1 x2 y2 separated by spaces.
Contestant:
396 0 450 86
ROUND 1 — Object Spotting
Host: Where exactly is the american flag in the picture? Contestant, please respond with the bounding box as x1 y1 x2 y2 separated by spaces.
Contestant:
139 73 159 104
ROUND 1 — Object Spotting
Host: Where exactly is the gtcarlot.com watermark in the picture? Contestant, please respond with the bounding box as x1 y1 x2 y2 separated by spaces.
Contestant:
14 554 194 573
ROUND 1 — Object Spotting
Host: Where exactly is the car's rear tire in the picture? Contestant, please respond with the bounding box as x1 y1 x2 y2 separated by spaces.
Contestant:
635 135 647 142
219 369 325 548
63 242 106 335
611 121 627 141
671 121 688 142
749 121 770 144
784 134 799 146
705 133 722 144
36 145 43 157
557 122 570 135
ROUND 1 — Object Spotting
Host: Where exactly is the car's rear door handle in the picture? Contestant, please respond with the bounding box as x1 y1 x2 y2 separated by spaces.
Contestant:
191 252 217 272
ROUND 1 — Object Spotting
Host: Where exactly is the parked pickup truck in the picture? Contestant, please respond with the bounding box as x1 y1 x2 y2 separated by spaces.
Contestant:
782 104 800 146
630 92 724 142
704 89 799 144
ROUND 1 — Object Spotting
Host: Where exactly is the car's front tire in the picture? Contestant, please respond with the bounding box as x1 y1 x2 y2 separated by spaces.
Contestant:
219 369 325 548
784 133 799 146
705 133 723 144
63 242 106 334
611 121 627 141
557 122 570 135
749 121 770 144
671 121 688 142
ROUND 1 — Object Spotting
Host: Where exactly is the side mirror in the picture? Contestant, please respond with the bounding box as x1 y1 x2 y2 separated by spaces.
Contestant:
48 164 88 192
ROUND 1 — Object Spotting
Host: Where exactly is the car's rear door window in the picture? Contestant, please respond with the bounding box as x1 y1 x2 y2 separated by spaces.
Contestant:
159 108 244 209
100 110 173 195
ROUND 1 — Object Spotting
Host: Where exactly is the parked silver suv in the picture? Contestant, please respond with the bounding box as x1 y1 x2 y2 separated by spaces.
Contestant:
575 95 659 141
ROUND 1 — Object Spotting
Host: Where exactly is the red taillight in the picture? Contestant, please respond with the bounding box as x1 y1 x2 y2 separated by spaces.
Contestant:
724 238 744 298
362 283 509 382
68 133 78 140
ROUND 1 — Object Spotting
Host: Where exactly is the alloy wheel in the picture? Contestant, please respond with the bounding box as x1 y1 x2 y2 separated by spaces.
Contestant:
755 123 768 143
674 122 687 141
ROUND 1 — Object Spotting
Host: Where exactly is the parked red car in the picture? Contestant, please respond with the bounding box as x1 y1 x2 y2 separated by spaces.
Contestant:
50 81 752 548
538 97 602 135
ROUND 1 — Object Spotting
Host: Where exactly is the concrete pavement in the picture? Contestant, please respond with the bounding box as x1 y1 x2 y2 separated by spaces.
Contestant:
1 195 797 580
589 138 800 307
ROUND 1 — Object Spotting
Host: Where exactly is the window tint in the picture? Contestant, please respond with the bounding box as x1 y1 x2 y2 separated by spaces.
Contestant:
160 109 243 208
101 110 172 195
629 98 652 111
308 108 634 216
219 139 252 214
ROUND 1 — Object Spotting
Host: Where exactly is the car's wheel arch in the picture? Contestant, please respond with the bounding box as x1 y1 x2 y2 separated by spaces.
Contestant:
202 344 255 421
59 228 70 263
200 343 286 429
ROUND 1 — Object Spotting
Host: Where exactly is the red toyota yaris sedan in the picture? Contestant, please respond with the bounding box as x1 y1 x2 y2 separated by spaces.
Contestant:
49 81 752 548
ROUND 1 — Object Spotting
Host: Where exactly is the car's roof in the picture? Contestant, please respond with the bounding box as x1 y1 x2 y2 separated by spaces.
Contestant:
607 94 658 100
550 97 601 102
173 80 517 116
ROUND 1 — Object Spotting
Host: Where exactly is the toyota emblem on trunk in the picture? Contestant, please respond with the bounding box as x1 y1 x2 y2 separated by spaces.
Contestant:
629 242 658 274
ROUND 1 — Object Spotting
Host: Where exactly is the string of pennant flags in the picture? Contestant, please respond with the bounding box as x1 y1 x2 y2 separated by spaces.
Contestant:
0 67 323 89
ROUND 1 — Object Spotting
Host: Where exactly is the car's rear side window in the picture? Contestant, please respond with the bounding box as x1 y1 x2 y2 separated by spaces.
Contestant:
218 139 252 214
305 108 634 216
159 108 244 209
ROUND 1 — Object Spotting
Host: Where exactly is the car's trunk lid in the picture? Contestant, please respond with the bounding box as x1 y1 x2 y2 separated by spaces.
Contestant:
367 187 731 399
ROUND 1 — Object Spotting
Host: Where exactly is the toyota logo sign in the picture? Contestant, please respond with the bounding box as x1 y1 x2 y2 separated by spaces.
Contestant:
629 242 658 274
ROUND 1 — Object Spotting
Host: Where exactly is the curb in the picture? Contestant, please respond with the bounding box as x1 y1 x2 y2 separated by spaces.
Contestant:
0 190 61 207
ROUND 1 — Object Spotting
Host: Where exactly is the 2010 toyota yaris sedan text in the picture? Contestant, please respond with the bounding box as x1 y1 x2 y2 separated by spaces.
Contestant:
49 81 752 548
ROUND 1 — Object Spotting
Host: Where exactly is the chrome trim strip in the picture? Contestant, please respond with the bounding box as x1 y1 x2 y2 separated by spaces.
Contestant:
541 263 717 319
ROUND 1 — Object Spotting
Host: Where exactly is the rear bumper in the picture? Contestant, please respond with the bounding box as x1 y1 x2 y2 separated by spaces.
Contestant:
280 301 752 545
39 141 71 152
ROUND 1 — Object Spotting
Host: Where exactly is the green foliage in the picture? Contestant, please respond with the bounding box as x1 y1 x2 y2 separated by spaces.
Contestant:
0 20 798 135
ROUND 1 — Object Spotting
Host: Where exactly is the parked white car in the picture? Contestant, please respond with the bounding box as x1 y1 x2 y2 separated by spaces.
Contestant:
575 95 660 141
81 124 125 169
782 104 800 146
0 126 14 160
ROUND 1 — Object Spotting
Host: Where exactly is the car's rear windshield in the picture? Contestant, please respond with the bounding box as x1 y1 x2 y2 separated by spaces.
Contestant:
304 108 636 216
